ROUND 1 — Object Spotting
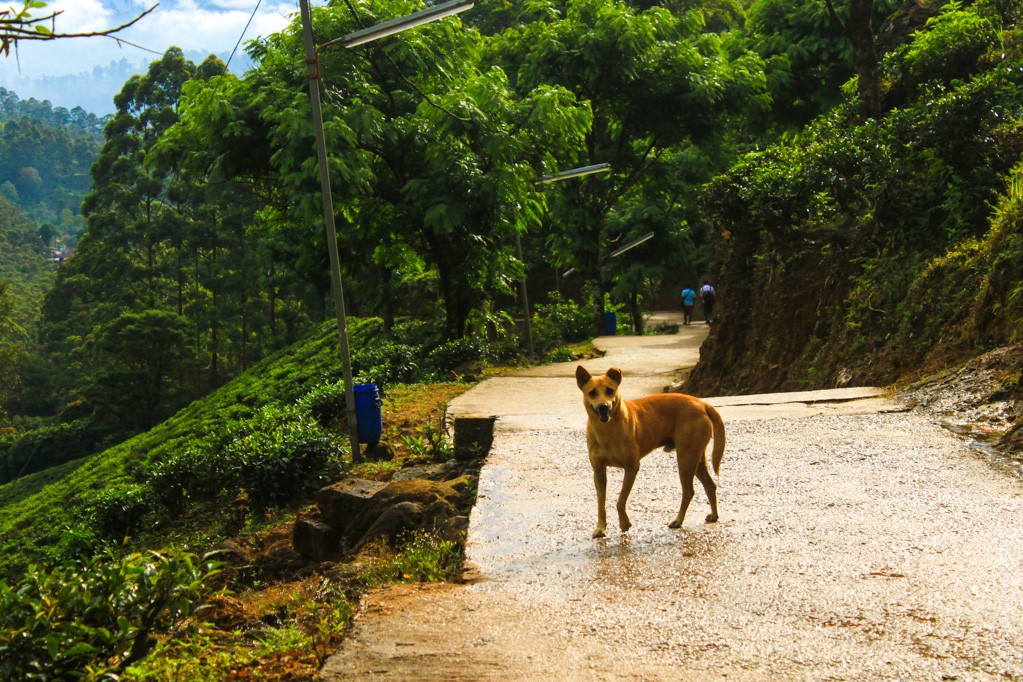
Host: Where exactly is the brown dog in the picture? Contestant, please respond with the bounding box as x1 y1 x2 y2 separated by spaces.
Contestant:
576 366 725 538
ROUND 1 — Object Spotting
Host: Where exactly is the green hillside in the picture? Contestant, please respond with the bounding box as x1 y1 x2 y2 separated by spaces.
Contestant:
4 0 1023 676
0 315 473 577
687 0 1023 414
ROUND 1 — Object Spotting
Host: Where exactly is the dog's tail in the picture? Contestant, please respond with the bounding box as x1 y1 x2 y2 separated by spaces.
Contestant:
705 403 725 475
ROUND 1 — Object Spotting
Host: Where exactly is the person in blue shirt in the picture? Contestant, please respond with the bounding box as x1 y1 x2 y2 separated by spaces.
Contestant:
680 286 697 325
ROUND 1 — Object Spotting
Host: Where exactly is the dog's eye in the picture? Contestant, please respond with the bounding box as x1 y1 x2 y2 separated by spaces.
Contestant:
604 388 614 397
588 389 597 397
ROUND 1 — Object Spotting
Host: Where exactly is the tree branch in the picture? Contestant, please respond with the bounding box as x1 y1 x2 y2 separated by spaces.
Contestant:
1 3 159 57
822 0 847 34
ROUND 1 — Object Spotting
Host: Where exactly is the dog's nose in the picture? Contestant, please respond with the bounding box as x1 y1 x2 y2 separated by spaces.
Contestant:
596 403 611 421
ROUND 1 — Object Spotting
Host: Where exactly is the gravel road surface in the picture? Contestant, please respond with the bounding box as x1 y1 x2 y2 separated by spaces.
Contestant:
319 315 1023 680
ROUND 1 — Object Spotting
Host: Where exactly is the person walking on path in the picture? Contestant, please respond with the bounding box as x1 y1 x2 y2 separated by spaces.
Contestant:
680 286 697 325
700 281 717 324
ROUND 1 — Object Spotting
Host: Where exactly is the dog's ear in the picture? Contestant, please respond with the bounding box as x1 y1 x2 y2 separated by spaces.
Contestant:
605 368 622 386
575 365 592 389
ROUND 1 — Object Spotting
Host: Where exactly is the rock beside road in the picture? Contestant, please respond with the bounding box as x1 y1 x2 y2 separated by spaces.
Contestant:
295 474 477 562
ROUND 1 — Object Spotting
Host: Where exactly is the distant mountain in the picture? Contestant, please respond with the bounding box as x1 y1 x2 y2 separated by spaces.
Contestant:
2 51 243 116
0 0 292 115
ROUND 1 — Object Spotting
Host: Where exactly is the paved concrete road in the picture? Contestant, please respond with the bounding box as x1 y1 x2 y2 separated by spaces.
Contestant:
320 315 1023 681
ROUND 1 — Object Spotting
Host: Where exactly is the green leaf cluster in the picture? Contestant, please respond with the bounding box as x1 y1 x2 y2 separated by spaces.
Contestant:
0 547 219 680
690 0 1023 393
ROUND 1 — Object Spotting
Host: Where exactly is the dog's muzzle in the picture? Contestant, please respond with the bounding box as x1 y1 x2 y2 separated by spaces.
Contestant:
594 403 612 422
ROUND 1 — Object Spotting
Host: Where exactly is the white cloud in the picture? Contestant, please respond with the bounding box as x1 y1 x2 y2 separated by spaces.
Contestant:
1 0 294 79
43 0 116 33
127 1 294 54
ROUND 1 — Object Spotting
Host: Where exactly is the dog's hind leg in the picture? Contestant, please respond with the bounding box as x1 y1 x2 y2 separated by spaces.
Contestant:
617 466 638 532
668 451 698 529
593 465 608 538
696 458 719 522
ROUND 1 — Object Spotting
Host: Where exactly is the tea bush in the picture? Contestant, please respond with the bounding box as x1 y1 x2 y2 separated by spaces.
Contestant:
0 548 219 680
146 405 342 514
425 336 495 376
227 408 342 511
84 483 155 540
353 341 421 385
299 380 348 428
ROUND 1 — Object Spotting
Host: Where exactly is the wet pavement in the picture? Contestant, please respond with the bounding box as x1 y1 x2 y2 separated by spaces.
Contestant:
319 314 1023 680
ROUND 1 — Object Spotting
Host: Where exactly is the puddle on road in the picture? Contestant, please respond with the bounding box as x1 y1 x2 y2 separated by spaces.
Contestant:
471 517 726 602
940 422 1023 482
583 529 722 598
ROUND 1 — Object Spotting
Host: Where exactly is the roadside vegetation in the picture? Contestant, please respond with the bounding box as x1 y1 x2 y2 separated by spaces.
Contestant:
689 1 1023 419
0 301 596 679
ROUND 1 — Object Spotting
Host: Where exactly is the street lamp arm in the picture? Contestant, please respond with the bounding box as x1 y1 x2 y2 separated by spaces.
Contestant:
322 0 475 49
537 163 610 184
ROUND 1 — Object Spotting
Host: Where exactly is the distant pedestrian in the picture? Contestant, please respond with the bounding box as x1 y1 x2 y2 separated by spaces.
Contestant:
680 286 697 325
700 281 717 324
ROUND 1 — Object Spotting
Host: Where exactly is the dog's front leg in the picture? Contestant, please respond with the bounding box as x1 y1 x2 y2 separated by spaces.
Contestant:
617 466 638 532
593 465 608 538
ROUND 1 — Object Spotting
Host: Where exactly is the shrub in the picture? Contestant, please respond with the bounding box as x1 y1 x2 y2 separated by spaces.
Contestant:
531 293 593 352
389 318 443 347
46 525 103 566
0 548 220 680
228 410 342 511
146 444 229 513
84 484 155 540
299 381 348 428
425 336 495 376
0 419 101 485
146 404 342 514
353 341 421 386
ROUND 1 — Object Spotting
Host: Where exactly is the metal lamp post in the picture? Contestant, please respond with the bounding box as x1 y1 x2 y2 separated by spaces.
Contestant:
299 0 474 462
521 163 611 358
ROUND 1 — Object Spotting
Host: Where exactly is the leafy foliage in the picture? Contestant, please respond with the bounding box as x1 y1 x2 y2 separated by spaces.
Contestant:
690 1 1023 394
0 547 220 680
531 291 593 354
147 404 342 514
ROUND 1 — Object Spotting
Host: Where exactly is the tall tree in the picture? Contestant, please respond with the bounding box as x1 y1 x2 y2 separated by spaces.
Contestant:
493 0 768 330
174 0 589 339
824 0 881 120
746 0 901 127
0 280 17 417
41 49 223 408
82 310 192 433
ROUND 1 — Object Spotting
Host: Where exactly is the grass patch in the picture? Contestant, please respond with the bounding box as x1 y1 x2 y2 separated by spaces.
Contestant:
121 532 460 682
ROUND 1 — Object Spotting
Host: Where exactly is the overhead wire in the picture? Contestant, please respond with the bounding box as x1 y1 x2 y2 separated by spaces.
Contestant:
227 0 264 70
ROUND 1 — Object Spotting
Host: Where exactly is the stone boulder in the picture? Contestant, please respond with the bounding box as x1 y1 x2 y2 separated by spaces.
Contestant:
343 479 461 548
315 479 388 531
294 477 468 561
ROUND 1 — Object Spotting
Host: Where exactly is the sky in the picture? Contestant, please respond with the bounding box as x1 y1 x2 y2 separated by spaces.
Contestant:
1 0 298 114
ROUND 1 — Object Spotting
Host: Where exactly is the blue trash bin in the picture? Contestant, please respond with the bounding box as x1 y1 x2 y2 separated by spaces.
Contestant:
603 312 617 336
354 384 383 444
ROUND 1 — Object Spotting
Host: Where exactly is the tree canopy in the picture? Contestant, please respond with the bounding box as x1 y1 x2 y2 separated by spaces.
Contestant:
6 0 1023 488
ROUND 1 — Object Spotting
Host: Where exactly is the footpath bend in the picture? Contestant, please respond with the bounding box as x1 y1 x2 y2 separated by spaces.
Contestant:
319 312 1023 681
